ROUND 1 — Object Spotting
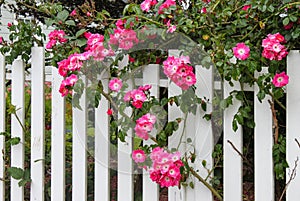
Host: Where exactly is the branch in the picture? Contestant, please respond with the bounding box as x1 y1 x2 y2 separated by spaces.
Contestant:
190 168 223 201
227 140 253 168
279 157 299 201
295 138 300 149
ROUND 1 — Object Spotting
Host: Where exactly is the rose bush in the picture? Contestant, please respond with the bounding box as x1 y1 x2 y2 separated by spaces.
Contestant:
0 0 300 200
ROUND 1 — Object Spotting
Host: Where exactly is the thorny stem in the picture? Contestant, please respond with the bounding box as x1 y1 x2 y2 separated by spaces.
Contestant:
190 168 223 201
268 100 279 144
12 111 27 135
176 113 188 150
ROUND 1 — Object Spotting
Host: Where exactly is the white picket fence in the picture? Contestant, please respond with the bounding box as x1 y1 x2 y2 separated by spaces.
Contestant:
0 47 300 201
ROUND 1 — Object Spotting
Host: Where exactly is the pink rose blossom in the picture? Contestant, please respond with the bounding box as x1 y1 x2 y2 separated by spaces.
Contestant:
7 23 12 27
70 9 77 16
201 7 207 13
272 72 289 87
134 113 156 140
131 89 147 102
242 5 251 11
141 0 157 12
46 39 57 49
132 150 146 163
59 74 78 96
109 78 123 92
158 0 176 14
232 42 250 60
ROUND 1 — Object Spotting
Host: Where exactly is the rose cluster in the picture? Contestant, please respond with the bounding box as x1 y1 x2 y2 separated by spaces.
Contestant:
46 30 68 49
59 74 78 96
140 0 176 14
124 85 151 109
163 56 196 90
109 28 139 50
85 32 115 61
262 33 288 61
134 113 156 140
149 147 183 187
58 53 90 96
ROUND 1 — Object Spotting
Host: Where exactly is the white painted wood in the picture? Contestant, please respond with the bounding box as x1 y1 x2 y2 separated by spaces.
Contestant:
0 54 6 201
254 68 274 201
30 47 45 201
223 81 242 201
190 65 213 200
11 59 25 201
118 55 134 201
72 76 87 201
51 67 66 201
286 50 300 201
142 64 159 201
168 50 185 201
95 71 110 201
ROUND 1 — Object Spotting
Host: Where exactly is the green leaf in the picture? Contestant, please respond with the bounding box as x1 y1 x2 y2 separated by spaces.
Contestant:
75 29 87 38
289 15 298 22
283 18 290 26
65 20 76 26
10 137 20 146
133 137 143 150
189 181 194 189
232 119 238 132
45 18 55 27
220 99 227 109
18 179 29 187
75 38 87 47
201 101 207 111
202 160 207 167
8 167 24 180
57 10 69 22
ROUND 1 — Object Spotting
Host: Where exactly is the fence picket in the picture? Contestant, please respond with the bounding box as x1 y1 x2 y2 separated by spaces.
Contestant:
168 50 185 201
142 64 159 201
30 47 45 201
118 56 134 201
51 67 66 201
286 50 300 201
190 65 213 200
95 71 110 201
0 54 5 200
223 81 242 201
254 68 274 201
72 76 87 201
11 59 25 201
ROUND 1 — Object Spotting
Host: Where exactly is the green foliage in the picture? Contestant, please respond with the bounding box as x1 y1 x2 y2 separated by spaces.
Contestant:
8 167 31 187
273 135 289 180
0 20 45 65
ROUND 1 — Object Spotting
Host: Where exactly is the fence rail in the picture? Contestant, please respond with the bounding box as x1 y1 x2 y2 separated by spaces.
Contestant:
0 47 299 201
